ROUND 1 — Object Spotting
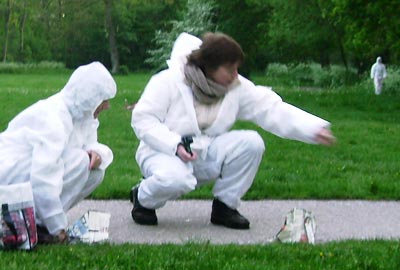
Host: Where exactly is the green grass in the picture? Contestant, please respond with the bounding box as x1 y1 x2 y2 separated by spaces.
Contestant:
1 71 400 267
0 241 399 270
1 72 399 200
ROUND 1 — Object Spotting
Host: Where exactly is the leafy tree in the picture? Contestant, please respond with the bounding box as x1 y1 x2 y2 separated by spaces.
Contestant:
266 0 345 67
1 0 399 75
112 0 183 71
59 1 109 68
145 0 216 71
322 0 400 72
215 0 271 75
2 0 13 62
104 0 119 73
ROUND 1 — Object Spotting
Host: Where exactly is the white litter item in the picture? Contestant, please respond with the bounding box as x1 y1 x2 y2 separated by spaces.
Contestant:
67 210 110 244
275 208 316 244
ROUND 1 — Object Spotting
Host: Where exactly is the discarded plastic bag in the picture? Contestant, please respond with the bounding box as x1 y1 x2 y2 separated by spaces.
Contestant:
275 208 316 244
0 182 38 250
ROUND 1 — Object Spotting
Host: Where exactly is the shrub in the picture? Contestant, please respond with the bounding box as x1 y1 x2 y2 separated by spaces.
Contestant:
265 62 359 88
384 66 400 94
311 63 331 87
264 63 290 85
266 63 289 77
0 61 65 74
118 65 130 75
290 62 314 85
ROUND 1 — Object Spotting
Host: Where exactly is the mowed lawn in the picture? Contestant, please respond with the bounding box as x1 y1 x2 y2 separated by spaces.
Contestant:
1 71 399 200
1 71 400 269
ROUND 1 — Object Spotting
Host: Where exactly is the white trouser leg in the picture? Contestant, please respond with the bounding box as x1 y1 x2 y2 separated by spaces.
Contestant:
374 77 382 95
138 154 197 209
193 130 265 209
60 148 105 211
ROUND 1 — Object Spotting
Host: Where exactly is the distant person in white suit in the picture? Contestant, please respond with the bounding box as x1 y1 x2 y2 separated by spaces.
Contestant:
370 56 387 95
130 32 335 230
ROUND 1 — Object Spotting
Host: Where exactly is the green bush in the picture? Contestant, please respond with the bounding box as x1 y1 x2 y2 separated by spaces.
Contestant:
264 63 289 84
265 62 359 88
266 63 289 77
0 61 66 74
384 66 400 94
328 64 356 87
291 63 314 85
118 65 130 75
311 63 331 87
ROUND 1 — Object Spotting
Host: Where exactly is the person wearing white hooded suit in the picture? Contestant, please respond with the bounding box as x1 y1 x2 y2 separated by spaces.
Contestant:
130 32 335 229
370 56 387 95
0 62 117 243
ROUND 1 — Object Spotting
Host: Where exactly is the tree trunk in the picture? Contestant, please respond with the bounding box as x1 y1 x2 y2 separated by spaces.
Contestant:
337 36 348 70
3 0 13 62
104 0 119 73
19 0 28 61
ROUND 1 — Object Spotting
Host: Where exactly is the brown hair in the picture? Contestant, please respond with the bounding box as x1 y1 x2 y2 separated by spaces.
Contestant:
187 32 244 75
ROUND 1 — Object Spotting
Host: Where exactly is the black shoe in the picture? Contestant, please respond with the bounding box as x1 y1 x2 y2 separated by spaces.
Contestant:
36 225 65 245
130 187 158 225
37 225 52 244
210 199 250 229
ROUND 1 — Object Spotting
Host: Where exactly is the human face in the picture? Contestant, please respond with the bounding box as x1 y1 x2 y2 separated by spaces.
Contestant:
209 62 239 87
93 100 110 119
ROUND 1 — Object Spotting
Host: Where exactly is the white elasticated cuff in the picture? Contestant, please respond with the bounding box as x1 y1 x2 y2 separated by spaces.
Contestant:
43 212 68 235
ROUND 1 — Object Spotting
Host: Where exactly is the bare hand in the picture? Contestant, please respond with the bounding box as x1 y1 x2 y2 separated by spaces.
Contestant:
315 128 336 146
58 230 69 244
176 144 198 162
88 150 102 170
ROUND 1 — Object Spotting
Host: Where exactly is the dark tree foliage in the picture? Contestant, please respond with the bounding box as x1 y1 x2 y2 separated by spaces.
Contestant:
0 0 398 73
214 0 271 75
325 0 400 72
115 0 184 71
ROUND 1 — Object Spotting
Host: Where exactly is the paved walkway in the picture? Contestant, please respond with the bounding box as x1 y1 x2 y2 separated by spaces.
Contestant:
67 199 400 245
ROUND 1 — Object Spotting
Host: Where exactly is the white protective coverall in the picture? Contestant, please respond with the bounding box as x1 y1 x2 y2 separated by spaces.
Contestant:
131 33 330 210
0 62 116 235
370 56 387 95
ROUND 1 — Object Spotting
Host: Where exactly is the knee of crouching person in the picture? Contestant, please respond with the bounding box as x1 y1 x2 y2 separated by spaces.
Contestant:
243 131 265 154
89 169 105 184
163 173 197 195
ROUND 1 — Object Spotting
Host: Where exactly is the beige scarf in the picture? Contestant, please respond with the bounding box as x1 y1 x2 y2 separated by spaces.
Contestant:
184 64 230 105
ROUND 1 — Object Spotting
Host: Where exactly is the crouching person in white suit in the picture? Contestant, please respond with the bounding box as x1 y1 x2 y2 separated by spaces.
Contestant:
130 32 335 229
0 62 117 243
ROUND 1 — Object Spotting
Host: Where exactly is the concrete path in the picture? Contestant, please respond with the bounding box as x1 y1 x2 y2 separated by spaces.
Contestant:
67 199 400 245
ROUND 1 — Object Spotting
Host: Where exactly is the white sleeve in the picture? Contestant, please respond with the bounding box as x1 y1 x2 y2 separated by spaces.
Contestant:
83 119 113 170
238 81 330 144
371 64 375 79
28 117 68 234
131 73 182 155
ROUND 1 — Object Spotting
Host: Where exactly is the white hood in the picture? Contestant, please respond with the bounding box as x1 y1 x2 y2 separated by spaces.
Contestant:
166 32 202 71
61 61 117 120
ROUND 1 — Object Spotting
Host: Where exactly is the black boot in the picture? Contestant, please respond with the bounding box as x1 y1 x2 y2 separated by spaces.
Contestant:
37 225 68 244
130 186 158 225
211 198 250 229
